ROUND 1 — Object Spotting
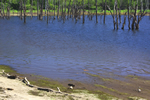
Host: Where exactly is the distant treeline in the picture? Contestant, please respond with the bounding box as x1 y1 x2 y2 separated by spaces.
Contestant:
0 0 149 11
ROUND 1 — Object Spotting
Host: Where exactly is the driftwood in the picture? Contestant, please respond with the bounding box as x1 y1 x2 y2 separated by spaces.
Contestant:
7 75 17 79
6 88 14 90
0 70 81 99
57 87 61 93
37 87 51 92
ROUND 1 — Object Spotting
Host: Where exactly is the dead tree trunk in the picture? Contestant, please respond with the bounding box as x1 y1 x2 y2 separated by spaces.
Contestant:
61 0 64 18
118 0 123 23
148 0 150 19
6 0 10 19
37 0 39 19
31 0 33 19
79 8 81 19
20 0 23 20
39 0 43 20
104 0 106 24
47 0 48 23
135 13 146 29
57 0 60 19
64 0 66 20
128 5 131 29
54 0 56 19
131 5 137 30
96 0 98 23
113 1 116 29
107 5 116 29
72 0 75 20
7 2 10 19
121 13 127 29
3 1 5 18
67 0 71 19
116 0 119 29
135 4 147 29
0 0 2 18
24 0 26 23
45 0 46 20
88 0 90 16
82 0 85 23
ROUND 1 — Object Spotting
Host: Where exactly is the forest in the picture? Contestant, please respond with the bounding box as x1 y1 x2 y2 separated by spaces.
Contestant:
0 0 149 12
0 0 149 30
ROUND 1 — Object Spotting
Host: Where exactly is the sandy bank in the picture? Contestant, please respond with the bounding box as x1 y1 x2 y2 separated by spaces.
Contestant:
0 73 101 100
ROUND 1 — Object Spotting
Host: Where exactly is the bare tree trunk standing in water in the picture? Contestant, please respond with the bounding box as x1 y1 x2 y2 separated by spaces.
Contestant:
113 1 116 29
131 4 137 30
67 0 71 19
106 4 116 29
135 0 147 29
7 0 10 19
61 0 64 18
128 0 131 29
3 1 6 18
121 13 126 29
37 0 39 19
148 0 150 19
47 0 49 23
31 0 33 19
119 0 122 23
96 0 98 23
104 0 106 24
39 0 43 20
45 0 46 20
72 0 75 20
64 0 66 19
54 0 56 19
116 0 119 29
57 0 60 19
88 0 89 17
20 0 23 20
82 0 85 23
0 0 2 18
24 0 26 23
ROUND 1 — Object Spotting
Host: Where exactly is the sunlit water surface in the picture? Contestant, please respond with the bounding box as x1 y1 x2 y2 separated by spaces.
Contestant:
0 16 150 81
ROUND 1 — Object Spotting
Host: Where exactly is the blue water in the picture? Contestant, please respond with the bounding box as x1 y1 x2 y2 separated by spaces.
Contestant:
0 15 150 80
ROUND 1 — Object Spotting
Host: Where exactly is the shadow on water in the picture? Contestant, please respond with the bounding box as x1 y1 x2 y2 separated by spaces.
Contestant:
0 15 150 81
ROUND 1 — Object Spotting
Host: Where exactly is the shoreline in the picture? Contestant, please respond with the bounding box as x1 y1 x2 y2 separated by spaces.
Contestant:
0 65 150 99
1 11 150 17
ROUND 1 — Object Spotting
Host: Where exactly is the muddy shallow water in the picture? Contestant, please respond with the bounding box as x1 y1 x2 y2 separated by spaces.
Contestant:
0 15 150 81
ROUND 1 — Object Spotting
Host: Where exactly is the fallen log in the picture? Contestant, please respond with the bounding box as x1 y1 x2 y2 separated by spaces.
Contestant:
37 87 52 92
7 75 17 79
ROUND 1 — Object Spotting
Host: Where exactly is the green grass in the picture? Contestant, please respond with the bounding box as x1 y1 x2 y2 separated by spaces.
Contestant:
0 65 17 74
3 9 150 15
85 72 110 81
88 90 115 100
29 78 75 93
28 90 43 96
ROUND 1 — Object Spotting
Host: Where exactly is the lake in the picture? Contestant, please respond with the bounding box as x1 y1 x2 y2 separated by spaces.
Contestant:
0 15 150 81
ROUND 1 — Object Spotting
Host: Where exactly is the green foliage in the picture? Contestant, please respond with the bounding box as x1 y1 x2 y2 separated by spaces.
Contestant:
10 3 19 10
0 0 149 12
